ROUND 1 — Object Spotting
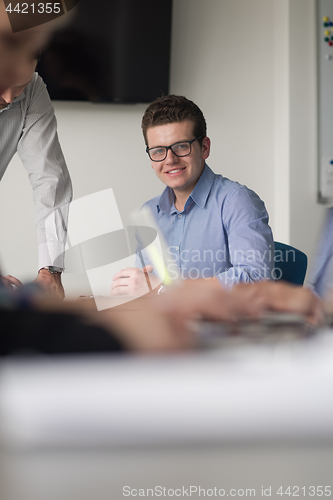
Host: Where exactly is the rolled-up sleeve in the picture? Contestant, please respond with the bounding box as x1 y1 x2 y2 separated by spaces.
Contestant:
17 74 72 270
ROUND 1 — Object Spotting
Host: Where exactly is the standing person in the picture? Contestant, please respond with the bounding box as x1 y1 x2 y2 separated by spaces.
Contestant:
0 0 72 299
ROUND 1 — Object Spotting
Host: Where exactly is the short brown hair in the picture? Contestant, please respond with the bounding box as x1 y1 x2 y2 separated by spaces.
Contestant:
141 95 207 146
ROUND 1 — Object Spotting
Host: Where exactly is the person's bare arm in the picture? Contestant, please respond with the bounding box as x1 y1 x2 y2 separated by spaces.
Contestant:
156 279 324 334
34 293 194 353
156 278 265 334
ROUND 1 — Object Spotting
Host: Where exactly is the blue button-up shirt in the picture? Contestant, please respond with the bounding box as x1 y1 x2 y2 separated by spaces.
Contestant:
140 164 274 287
308 207 333 297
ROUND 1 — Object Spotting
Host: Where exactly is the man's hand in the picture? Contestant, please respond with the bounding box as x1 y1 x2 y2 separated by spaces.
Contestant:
157 278 265 334
156 279 324 335
243 280 323 325
34 269 65 300
111 265 160 296
0 274 23 289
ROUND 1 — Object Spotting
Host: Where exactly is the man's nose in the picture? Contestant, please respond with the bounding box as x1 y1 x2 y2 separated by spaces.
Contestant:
0 88 15 104
165 147 179 162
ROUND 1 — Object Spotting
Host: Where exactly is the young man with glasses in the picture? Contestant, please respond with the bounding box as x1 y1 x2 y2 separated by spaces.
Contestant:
111 95 274 296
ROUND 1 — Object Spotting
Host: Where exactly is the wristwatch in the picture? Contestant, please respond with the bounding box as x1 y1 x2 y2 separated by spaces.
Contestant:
40 266 63 274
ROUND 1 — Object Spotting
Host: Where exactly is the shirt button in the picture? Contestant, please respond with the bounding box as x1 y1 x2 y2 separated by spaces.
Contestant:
175 247 179 251
178 214 182 218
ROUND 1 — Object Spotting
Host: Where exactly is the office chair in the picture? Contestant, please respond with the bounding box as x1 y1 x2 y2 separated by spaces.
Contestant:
274 242 308 285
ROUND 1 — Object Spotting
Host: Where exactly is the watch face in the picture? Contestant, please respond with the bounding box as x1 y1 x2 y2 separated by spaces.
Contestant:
46 266 62 274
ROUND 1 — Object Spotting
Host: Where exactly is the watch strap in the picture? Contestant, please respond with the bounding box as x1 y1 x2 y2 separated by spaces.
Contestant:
40 266 63 274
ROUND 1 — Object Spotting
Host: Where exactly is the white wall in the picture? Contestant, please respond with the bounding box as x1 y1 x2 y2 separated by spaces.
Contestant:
274 0 326 266
289 0 326 261
0 0 325 294
171 0 275 221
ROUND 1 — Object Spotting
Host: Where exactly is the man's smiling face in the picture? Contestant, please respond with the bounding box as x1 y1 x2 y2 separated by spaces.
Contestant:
146 120 210 199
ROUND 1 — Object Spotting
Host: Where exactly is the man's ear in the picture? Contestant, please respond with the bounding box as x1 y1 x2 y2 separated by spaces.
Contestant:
202 137 211 160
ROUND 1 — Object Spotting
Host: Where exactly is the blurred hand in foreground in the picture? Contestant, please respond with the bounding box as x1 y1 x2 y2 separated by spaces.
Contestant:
156 278 266 334
156 279 324 334
245 281 323 325
15 279 324 355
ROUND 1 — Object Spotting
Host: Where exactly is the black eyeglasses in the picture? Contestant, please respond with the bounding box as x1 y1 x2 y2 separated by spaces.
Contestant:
146 137 203 162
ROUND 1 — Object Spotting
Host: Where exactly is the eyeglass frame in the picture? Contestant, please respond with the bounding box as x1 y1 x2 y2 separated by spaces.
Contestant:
146 136 203 162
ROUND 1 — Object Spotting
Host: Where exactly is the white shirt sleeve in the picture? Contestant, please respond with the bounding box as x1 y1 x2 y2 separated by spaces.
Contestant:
16 73 72 270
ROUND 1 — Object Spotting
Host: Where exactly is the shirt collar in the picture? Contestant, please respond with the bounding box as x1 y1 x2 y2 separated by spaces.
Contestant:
13 92 26 103
0 91 26 114
157 163 215 214
190 163 215 208
157 185 176 214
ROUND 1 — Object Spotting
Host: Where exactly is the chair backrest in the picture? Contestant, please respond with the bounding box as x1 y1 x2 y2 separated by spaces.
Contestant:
274 242 308 285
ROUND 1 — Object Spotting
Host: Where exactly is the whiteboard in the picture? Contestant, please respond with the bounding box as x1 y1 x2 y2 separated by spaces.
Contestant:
317 0 333 202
